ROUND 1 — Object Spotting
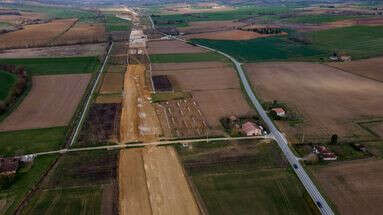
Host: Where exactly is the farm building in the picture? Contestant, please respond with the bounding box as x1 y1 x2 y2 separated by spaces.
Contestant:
271 107 286 117
241 121 262 136
152 75 173 92
313 146 337 161
0 157 20 176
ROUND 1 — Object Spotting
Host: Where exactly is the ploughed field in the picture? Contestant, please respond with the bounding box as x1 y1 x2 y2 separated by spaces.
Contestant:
0 74 91 131
148 39 207 54
327 57 383 82
245 62 383 142
311 159 383 215
152 61 255 135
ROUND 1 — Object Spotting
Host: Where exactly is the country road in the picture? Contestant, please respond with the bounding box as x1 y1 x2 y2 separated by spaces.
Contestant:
147 15 335 215
29 135 273 156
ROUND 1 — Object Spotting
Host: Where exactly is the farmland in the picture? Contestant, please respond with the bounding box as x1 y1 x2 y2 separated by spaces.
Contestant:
309 25 383 59
0 57 100 75
0 19 77 49
151 6 290 27
311 159 383 215
184 29 284 40
0 43 106 59
104 14 132 32
52 22 106 45
148 39 207 54
327 57 383 82
149 52 226 63
244 62 383 142
177 140 317 214
0 127 65 157
0 71 16 101
0 74 91 131
152 61 255 134
20 150 118 215
190 37 325 62
0 155 58 215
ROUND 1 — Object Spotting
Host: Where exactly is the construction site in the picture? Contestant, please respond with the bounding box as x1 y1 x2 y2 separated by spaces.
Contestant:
117 15 202 214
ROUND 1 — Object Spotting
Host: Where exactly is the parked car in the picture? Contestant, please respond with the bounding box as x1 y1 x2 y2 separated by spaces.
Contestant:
293 164 298 169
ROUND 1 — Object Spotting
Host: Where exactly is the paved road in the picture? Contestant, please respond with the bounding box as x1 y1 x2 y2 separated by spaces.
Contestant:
190 43 334 215
68 42 114 147
147 15 334 214
31 135 273 156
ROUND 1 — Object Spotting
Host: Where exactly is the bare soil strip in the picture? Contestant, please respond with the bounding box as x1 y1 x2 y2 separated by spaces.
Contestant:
120 67 139 142
142 146 200 215
0 74 91 131
118 149 152 215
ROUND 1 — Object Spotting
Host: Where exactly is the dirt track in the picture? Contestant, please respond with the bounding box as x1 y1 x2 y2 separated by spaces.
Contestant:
0 74 91 131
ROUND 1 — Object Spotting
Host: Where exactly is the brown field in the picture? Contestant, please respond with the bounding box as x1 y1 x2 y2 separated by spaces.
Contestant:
0 43 106 58
155 98 208 138
153 62 255 134
245 62 383 142
119 149 152 215
178 20 244 34
100 72 124 94
327 57 383 82
364 121 383 138
0 19 77 49
0 12 47 25
0 74 91 131
183 29 284 40
52 22 106 45
312 159 383 215
148 39 207 54
152 63 238 91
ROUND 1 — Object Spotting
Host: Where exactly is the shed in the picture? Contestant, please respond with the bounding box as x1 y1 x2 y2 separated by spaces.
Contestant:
271 108 286 117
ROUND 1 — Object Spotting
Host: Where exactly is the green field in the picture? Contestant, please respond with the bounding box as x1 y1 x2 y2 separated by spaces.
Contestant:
0 71 17 101
20 186 102 215
104 14 132 32
0 127 66 157
0 155 57 215
2 4 101 23
152 6 291 27
177 141 320 214
0 57 100 75
18 150 117 214
190 37 326 62
310 25 383 59
149 52 227 63
283 14 366 24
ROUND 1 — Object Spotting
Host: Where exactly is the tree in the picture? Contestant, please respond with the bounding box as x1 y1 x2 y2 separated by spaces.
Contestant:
331 134 338 145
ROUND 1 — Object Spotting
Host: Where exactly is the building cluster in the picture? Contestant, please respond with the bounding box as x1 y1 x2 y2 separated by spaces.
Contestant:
241 121 264 136
329 55 352 62
313 145 337 161
0 155 35 176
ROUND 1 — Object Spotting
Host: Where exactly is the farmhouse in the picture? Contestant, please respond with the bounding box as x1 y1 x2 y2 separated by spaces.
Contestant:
152 75 173 92
271 107 286 117
313 146 337 161
241 121 262 136
0 157 20 176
